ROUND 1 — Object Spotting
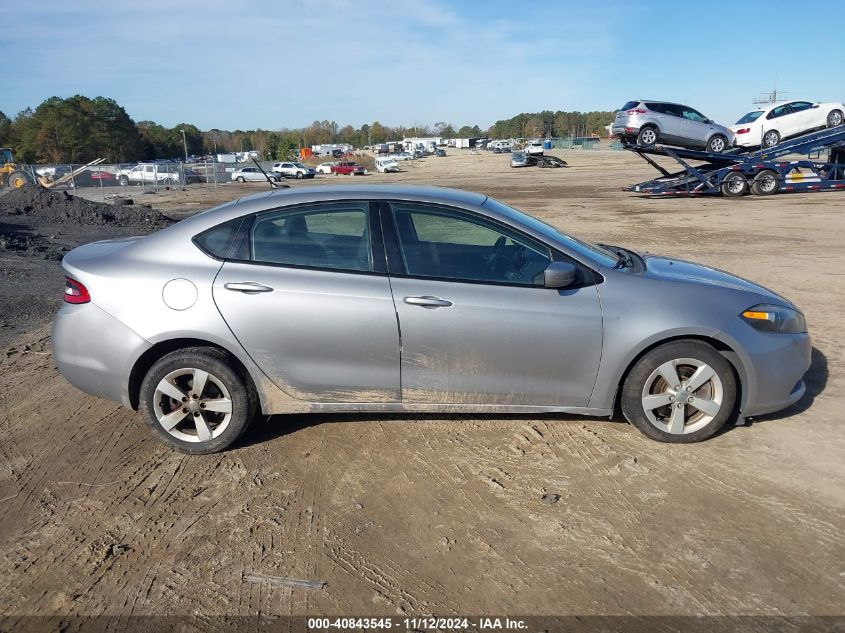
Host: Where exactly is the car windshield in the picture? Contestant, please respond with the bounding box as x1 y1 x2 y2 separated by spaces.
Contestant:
293 163 306 169
482 198 619 267
736 111 764 124
619 101 640 111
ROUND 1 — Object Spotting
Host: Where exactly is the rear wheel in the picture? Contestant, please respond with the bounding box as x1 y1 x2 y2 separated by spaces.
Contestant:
750 169 780 196
118 175 129 186
762 130 780 148
236 176 245 183
707 134 728 153
621 340 737 443
139 347 257 454
636 126 658 147
721 172 748 197
828 109 844 128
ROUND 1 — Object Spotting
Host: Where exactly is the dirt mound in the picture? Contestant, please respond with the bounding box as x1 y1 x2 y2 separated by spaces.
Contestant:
0 185 173 229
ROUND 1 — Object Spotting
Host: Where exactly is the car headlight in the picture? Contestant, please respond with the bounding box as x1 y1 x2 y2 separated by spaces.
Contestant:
741 304 806 333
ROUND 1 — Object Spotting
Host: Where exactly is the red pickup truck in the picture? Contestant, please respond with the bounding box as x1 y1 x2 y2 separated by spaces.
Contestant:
331 161 365 176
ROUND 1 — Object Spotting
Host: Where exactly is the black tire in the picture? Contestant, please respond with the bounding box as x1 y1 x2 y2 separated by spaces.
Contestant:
621 340 737 443
750 169 780 196
7 171 30 188
827 109 844 128
707 134 728 153
295 172 303 179
720 172 748 197
636 126 659 147
236 176 245 183
762 130 780 148
118 175 129 186
139 347 257 454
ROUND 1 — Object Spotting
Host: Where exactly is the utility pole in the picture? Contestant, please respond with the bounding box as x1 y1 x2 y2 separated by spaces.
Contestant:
180 129 188 161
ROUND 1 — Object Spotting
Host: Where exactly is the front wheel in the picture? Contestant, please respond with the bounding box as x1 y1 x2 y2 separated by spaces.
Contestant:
707 134 728 153
827 109 844 128
621 340 737 443
721 172 748 197
139 347 257 454
118 175 129 186
236 176 245 183
636 126 658 147
762 130 780 148
7 171 30 188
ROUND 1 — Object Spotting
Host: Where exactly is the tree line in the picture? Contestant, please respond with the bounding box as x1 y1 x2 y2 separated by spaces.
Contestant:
0 95 615 164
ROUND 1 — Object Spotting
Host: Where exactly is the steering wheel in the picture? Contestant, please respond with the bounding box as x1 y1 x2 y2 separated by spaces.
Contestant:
486 236 508 272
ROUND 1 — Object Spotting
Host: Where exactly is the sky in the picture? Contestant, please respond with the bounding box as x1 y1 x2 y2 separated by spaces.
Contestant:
2 0 844 132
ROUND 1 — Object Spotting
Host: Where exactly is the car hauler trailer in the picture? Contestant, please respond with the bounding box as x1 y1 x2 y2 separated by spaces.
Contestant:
624 125 845 197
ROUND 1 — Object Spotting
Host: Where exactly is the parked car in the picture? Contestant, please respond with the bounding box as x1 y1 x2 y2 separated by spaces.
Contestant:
730 100 845 149
375 157 400 173
435 149 447 157
76 169 117 187
612 100 735 153
272 162 316 179
231 167 279 183
315 162 337 174
525 141 544 155
510 151 529 167
117 164 181 186
53 185 811 454
330 161 365 175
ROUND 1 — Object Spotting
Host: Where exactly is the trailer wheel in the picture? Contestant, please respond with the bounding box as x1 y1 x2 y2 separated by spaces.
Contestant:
750 170 780 196
762 130 780 148
636 126 658 147
721 172 748 197
828 110 844 128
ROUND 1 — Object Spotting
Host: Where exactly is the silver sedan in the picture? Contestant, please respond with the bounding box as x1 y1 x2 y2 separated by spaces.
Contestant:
53 185 811 453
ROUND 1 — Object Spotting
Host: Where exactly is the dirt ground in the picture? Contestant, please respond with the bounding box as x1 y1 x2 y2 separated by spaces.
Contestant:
0 149 843 622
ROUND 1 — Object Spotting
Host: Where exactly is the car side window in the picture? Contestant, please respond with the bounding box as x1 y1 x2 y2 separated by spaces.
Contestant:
767 105 792 119
790 101 813 112
389 203 552 286
250 202 372 272
681 107 706 122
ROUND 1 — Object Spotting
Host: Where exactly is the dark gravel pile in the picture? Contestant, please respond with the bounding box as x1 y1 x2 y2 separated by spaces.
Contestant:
0 185 174 229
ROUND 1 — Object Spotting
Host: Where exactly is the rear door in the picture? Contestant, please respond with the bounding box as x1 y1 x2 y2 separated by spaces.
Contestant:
647 103 681 143
213 200 401 403
381 201 603 407
765 104 793 137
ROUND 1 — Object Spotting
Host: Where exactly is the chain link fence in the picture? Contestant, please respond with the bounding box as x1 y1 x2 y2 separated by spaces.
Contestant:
15 160 246 200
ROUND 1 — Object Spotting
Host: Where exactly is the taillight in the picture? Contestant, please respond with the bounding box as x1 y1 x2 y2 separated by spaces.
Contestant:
627 109 647 115
64 277 90 304
736 128 750 134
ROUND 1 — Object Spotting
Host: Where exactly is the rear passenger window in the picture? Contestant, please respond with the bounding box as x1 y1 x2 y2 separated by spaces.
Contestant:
193 217 243 259
250 202 372 272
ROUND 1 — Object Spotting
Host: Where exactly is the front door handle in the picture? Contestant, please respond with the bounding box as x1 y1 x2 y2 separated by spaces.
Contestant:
224 282 274 293
403 295 453 308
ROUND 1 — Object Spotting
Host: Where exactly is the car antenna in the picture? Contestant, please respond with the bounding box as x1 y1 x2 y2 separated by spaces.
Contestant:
252 157 288 189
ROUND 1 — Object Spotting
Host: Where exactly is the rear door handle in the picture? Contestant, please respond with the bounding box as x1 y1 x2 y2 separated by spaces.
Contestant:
403 295 453 308
224 282 274 293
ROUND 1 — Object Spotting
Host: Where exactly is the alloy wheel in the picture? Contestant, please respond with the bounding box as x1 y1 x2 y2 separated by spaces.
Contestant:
640 358 724 435
153 367 233 443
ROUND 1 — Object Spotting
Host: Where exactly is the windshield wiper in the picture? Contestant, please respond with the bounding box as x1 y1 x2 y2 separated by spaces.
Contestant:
598 243 634 269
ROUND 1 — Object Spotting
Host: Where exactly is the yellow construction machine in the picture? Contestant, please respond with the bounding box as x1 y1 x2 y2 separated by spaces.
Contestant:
1 147 104 189
0 147 32 188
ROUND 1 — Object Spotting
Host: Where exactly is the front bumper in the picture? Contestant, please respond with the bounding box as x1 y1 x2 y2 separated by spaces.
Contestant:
53 302 151 409
718 318 812 417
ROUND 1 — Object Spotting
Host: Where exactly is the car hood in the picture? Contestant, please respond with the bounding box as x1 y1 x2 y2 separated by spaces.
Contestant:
642 254 789 305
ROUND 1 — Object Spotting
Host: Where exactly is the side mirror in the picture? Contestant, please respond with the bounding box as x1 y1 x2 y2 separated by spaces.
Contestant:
544 261 577 288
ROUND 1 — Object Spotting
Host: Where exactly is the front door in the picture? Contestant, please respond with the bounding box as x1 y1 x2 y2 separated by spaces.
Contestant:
213 200 400 403
383 202 603 407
